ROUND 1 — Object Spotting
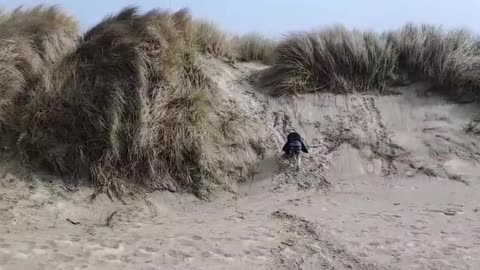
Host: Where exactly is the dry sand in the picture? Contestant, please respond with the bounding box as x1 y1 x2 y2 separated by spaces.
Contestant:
1 59 480 270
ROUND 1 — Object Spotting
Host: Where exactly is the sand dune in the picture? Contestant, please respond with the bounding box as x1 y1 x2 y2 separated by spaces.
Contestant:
1 59 480 270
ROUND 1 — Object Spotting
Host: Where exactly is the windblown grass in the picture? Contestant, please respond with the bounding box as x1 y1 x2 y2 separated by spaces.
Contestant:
3 7 229 199
236 33 276 64
0 5 270 199
386 24 478 92
0 5 79 130
260 26 397 96
261 23 480 100
192 20 234 59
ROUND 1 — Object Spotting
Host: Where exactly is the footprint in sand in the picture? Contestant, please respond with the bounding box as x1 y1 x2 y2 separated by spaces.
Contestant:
37 245 50 250
70 237 81 243
99 242 120 249
167 249 192 261
190 235 203 241
201 250 215 258
120 256 134 264
45 240 57 249
141 246 158 253
212 248 235 260
440 246 456 255
177 238 198 247
93 259 108 267
53 253 75 263
410 231 432 237
244 248 269 262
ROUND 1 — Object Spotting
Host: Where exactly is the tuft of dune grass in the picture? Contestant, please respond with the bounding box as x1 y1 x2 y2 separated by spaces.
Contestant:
386 24 476 89
261 23 480 100
10 7 224 199
0 5 268 199
386 24 480 100
0 5 79 132
236 33 277 64
191 20 234 59
260 25 397 96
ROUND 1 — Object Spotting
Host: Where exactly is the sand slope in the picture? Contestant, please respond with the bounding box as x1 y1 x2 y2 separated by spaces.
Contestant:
1 59 480 270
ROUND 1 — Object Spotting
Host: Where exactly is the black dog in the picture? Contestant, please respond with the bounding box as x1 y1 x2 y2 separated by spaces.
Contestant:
282 132 308 170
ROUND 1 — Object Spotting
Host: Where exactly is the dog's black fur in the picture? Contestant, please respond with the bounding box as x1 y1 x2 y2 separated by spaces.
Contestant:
282 132 308 154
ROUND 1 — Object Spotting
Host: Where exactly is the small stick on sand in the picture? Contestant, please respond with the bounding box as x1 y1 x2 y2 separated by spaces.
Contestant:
66 218 80 225
104 210 119 227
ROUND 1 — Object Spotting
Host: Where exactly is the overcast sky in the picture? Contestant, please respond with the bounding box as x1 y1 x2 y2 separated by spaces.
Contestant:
2 0 480 37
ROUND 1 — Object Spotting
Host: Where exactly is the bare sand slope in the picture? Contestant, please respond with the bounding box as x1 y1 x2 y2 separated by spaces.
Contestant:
1 59 480 270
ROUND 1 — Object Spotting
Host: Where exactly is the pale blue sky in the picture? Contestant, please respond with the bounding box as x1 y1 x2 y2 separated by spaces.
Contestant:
2 0 480 37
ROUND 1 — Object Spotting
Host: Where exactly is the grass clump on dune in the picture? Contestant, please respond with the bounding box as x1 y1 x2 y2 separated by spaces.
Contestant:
261 23 480 100
6 7 226 199
0 5 79 131
192 20 234 59
260 25 397 96
236 33 277 64
387 24 477 91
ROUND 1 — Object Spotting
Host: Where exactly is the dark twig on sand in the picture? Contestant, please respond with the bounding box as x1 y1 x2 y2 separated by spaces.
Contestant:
66 218 80 225
104 210 119 227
